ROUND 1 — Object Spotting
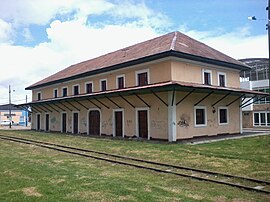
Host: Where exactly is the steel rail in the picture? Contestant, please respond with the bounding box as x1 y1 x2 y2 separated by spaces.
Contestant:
1 134 269 185
0 134 269 185
0 135 269 194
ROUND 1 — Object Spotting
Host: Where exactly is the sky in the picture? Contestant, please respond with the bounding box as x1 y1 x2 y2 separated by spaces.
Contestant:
0 0 268 105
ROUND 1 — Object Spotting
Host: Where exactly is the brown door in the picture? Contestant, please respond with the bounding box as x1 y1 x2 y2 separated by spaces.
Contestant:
73 112 79 134
138 110 148 138
37 114 40 130
62 113 67 133
45 114 49 131
115 111 123 137
89 110 100 135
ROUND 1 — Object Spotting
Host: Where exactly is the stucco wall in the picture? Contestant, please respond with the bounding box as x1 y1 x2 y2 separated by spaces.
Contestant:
175 92 240 139
253 104 270 111
32 59 241 101
32 60 171 101
171 60 240 88
242 111 253 128
0 110 24 124
31 92 169 140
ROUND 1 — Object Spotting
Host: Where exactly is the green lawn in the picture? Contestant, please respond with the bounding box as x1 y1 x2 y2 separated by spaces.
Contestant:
0 130 269 201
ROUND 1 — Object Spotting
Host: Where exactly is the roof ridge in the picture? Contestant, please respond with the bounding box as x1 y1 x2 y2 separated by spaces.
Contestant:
170 31 177 50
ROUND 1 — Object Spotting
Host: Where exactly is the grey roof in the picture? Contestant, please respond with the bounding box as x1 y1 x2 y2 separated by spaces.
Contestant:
0 104 21 111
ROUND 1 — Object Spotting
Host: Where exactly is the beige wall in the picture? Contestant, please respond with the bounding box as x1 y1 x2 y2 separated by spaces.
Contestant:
31 91 241 140
32 60 172 101
171 61 202 83
171 61 240 88
242 111 253 128
253 104 270 111
32 59 240 101
175 92 240 139
31 92 169 139
0 111 23 124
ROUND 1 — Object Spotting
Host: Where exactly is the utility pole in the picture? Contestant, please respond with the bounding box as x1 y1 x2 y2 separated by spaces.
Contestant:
26 95 28 127
266 0 270 95
8 85 11 128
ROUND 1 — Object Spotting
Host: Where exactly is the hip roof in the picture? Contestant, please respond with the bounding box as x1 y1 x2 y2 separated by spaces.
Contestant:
26 31 249 90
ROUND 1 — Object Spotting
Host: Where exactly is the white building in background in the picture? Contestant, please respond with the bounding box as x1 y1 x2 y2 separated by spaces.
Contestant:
240 58 270 128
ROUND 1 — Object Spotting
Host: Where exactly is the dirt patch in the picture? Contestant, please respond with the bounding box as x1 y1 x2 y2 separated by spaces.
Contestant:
187 193 204 200
4 170 19 178
66 191 104 201
22 187 42 197
144 185 152 192
53 160 64 163
50 179 66 184
118 195 135 201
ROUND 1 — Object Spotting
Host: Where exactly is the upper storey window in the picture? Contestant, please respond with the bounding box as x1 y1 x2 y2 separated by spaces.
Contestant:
116 75 125 89
37 92 42 101
85 82 93 94
203 69 212 85
54 89 58 98
218 72 226 87
100 79 107 92
62 87 68 97
136 69 149 86
73 85 79 95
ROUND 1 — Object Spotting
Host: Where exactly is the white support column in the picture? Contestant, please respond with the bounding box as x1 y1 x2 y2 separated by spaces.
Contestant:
168 91 176 142
239 106 243 134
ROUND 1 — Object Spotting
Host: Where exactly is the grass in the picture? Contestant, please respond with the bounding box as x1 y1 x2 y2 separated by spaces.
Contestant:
0 130 269 201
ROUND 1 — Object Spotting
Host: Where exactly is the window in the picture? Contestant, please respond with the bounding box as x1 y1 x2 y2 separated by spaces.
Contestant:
20 116 24 122
218 72 226 87
37 92 42 101
253 112 270 126
100 79 107 91
85 82 93 94
116 75 125 89
240 62 269 81
253 88 270 104
260 113 266 126
194 106 207 126
62 87 68 97
73 85 79 95
254 113 259 126
54 89 58 98
136 69 149 86
203 70 212 85
218 107 228 125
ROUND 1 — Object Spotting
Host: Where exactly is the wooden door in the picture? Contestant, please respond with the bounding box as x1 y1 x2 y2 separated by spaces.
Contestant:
138 110 148 138
89 110 100 135
45 114 49 131
115 111 123 137
62 113 67 133
37 114 40 130
73 112 79 134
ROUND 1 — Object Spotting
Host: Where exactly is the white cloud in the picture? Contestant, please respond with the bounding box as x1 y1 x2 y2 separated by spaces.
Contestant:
179 26 268 59
203 34 267 59
0 0 164 104
0 19 14 44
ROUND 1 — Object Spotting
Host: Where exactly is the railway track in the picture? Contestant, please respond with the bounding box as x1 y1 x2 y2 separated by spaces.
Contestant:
0 134 269 195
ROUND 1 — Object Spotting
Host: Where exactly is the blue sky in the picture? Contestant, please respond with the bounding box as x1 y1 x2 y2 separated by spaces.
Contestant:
0 0 268 104
9 0 268 46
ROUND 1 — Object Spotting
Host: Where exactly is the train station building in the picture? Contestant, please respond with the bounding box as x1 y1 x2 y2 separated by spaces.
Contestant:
19 31 269 141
